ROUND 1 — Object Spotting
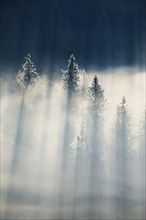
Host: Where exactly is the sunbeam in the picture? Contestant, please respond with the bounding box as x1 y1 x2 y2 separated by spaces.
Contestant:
1 65 145 219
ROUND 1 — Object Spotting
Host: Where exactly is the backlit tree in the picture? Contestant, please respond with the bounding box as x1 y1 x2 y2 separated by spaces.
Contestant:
16 54 40 88
62 54 80 98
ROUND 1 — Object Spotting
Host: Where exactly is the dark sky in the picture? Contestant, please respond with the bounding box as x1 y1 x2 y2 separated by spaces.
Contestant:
0 0 146 75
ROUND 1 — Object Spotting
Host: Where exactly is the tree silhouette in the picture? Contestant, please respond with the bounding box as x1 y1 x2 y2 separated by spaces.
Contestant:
62 54 80 99
114 96 132 215
88 75 105 159
116 96 131 162
87 75 105 218
88 75 105 115
16 54 40 88
59 55 80 217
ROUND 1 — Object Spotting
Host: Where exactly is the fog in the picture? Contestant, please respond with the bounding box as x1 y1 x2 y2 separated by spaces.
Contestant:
1 68 145 219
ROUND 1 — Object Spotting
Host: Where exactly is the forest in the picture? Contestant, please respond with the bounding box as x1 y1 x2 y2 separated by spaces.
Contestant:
1 54 145 219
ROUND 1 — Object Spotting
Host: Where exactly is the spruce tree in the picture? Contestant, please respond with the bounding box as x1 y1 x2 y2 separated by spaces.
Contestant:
62 54 80 98
87 75 105 214
116 96 130 160
12 54 40 172
115 96 132 213
88 75 105 150
59 55 80 212
16 54 40 88
88 75 105 116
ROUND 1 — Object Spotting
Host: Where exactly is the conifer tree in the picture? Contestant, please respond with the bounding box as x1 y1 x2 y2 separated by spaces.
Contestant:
87 75 105 207
59 55 80 213
116 96 131 160
62 54 80 98
88 75 105 116
115 96 132 212
88 75 105 152
16 54 39 88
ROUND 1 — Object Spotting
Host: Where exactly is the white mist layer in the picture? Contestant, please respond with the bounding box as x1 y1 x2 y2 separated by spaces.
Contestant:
1 68 145 219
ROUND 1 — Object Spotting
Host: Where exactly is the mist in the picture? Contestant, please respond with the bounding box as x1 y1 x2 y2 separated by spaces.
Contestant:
1 67 145 219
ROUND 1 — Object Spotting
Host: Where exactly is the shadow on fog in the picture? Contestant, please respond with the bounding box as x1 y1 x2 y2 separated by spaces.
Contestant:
1 71 145 220
4 89 26 216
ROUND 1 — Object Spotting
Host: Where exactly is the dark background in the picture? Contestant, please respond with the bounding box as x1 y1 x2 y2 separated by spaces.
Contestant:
0 0 145 75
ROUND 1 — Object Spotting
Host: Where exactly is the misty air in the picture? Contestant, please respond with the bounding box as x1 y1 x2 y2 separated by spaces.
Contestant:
0 1 145 219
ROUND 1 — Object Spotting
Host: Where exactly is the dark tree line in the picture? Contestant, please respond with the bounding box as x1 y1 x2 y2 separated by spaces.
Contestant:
15 53 145 172
15 54 145 218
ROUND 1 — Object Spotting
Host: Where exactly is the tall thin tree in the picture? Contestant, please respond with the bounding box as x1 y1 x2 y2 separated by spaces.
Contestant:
87 75 105 218
115 96 132 217
62 54 80 100
88 75 105 169
59 55 80 218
